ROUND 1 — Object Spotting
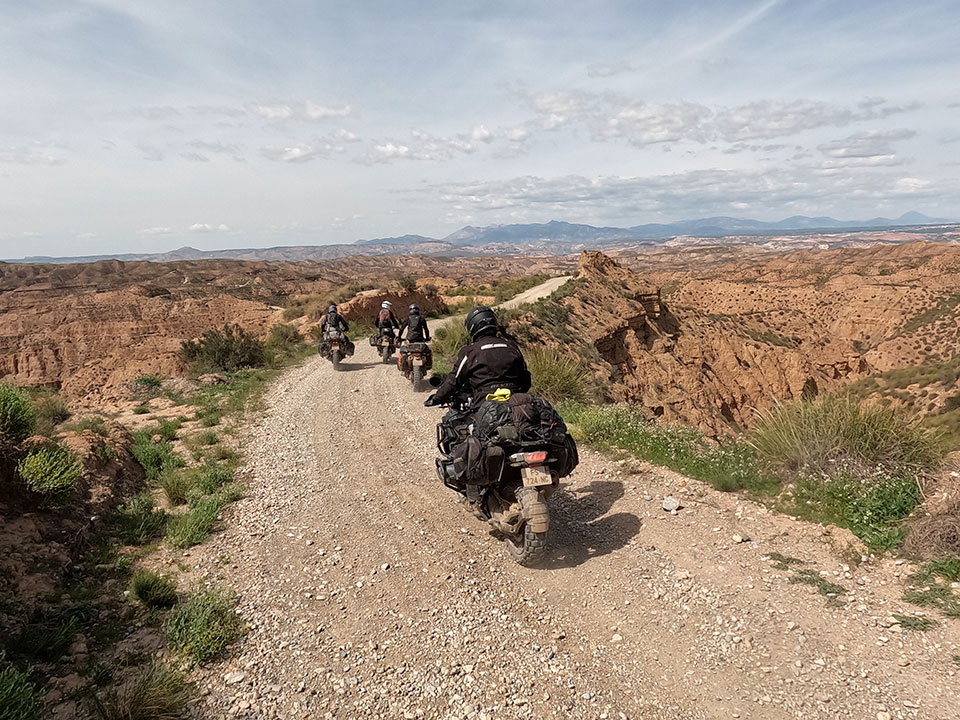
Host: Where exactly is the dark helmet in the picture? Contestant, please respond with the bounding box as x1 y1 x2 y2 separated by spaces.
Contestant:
465 305 498 339
408 304 420 314
328 304 337 313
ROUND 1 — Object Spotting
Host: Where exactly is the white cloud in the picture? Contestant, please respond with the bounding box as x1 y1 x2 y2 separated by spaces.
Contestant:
892 177 931 194
471 124 494 143
304 102 352 120
248 103 295 120
188 223 230 233
137 227 173 235
586 61 634 78
0 144 67 166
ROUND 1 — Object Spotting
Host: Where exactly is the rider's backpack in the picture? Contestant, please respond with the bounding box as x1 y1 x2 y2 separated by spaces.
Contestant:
378 309 392 327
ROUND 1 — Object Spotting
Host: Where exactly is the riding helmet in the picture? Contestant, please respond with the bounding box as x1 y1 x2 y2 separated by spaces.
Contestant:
465 305 498 339
409 304 420 314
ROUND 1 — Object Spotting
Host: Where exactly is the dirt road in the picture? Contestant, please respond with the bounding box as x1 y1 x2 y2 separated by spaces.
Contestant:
184 342 960 720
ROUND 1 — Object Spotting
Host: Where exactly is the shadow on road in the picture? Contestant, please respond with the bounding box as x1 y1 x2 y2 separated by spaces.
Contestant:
338 361 380 372
544 480 642 569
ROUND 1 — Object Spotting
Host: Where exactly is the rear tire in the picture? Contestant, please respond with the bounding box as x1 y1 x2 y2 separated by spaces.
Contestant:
332 350 342 371
413 366 424 391
381 347 390 364
505 488 549 566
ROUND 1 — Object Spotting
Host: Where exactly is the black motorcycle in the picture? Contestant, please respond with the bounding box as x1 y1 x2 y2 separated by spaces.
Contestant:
369 328 397 364
398 341 432 391
430 380 578 566
319 328 354 371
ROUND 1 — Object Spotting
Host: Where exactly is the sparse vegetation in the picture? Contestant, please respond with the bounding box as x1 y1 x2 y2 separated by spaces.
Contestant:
67 415 108 436
133 405 150 415
165 496 222 548
788 568 847 600
893 613 938 631
131 431 183 481
28 388 69 436
180 324 266 372
560 402 778 495
16 445 83 498
431 322 471 366
114 494 167 546
87 662 192 720
129 570 178 609
265 323 305 361
0 657 43 720
164 589 245 664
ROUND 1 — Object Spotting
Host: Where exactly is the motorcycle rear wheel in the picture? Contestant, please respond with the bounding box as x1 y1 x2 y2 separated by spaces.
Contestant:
505 488 549 566
332 350 342 371
381 347 390 364
413 366 424 391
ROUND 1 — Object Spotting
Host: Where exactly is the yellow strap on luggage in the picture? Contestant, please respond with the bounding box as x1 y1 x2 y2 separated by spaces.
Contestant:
485 388 512 402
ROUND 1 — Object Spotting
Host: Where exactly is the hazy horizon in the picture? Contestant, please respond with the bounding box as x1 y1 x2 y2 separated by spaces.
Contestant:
2 1 959 257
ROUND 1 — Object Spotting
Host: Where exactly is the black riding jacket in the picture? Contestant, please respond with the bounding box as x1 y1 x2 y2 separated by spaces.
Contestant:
433 330 531 407
320 312 349 333
398 313 431 343
374 309 400 333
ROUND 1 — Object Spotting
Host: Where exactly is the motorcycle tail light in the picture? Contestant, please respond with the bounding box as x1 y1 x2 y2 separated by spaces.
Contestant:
525 451 547 465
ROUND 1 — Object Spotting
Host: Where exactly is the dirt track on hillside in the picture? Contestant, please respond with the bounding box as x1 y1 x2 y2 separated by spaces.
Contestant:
182 318 960 719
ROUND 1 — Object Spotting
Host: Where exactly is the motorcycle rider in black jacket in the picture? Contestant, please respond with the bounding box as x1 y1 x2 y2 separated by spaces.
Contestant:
320 304 349 334
398 304 431 344
425 305 531 409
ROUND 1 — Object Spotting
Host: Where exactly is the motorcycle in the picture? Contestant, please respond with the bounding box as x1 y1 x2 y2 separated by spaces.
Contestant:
430 378 578 566
318 328 354 371
398 341 432 391
374 329 396 364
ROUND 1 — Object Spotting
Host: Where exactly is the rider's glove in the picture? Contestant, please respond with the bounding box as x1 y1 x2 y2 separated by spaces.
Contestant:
424 394 438 407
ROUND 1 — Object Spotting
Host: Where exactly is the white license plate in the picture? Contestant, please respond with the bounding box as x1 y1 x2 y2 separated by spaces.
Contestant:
521 465 553 487
412 358 423 366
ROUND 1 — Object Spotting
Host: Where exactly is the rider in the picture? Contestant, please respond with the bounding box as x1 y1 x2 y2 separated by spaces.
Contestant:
398 304 431 345
320 304 349 334
425 305 530 409
374 301 400 338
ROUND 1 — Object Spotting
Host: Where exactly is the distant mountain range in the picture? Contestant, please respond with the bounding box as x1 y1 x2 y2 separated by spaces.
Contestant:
8 212 955 264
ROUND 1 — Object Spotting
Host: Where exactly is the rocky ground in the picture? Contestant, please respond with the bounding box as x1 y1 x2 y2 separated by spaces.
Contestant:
174 344 960 720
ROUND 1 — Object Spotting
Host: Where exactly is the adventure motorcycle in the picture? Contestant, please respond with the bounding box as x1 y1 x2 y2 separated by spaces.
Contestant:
319 328 354 371
369 328 397 364
430 379 578 566
398 341 432 390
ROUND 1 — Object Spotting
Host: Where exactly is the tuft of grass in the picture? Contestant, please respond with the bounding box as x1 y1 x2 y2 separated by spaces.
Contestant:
195 408 220 427
194 461 234 494
913 557 960 583
7 611 82 663
115 494 167 546
88 662 193 720
0 381 36 448
893 613 938 631
788 568 847 598
164 590 245 664
431 322 471 365
526 347 589 404
129 570 178 609
133 405 150 415
0 659 43 720
194 430 218 447
560 401 779 495
750 395 943 477
134 374 163 389
68 415 108 436
165 498 221 548
903 558 960 619
158 469 193 506
16 444 83 498
28 389 69 436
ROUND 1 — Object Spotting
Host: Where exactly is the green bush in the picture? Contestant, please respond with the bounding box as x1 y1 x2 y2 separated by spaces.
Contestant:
0 659 43 720
115 494 167 545
134 374 163 389
131 431 183 481
88 662 192 720
265 324 303 354
129 570 178 609
750 395 943 477
194 462 234 494
432 322 471 365
180 324 266 372
155 419 181 441
195 430 218 447
526 347 589 404
133 405 150 415
196 408 221 427
398 276 417 292
7 610 82 663
16 445 83 497
164 590 245 664
0 382 35 448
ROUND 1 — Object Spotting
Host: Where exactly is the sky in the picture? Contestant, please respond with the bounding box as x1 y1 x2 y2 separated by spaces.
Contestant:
1 0 958 257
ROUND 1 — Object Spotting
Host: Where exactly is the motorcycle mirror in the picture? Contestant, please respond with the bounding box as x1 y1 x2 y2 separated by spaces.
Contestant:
428 374 445 387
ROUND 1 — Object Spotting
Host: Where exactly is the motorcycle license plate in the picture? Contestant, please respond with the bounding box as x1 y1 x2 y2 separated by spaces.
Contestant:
331 343 339 349
521 465 553 487
412 358 423 366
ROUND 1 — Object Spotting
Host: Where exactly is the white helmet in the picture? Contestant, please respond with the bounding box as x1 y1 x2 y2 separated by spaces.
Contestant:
381 301 392 309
